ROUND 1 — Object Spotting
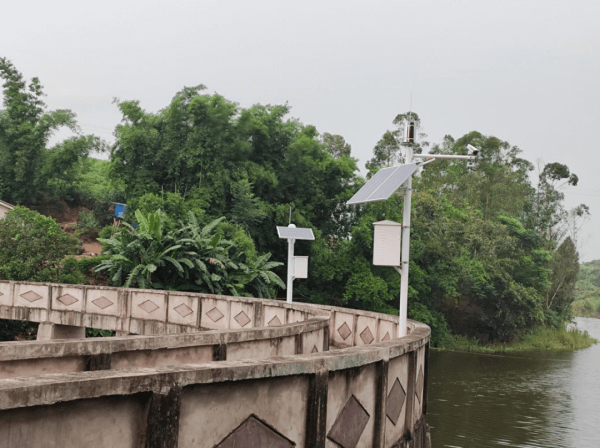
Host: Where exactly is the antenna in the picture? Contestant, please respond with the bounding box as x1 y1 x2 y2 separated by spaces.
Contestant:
404 94 415 144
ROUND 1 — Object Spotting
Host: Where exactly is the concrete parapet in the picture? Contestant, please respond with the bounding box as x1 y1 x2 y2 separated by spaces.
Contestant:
36 323 86 340
0 281 431 447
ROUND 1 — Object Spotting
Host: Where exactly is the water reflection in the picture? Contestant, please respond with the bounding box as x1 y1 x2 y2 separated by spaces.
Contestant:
428 318 600 448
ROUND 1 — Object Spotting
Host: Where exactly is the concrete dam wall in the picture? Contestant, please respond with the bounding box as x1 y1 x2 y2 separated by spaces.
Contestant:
0 280 431 448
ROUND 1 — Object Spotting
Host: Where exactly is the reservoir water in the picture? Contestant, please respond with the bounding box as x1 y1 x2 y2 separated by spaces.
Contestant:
427 317 600 448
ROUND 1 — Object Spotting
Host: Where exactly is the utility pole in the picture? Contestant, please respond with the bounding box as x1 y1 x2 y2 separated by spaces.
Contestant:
398 126 414 337
286 228 295 303
347 116 479 337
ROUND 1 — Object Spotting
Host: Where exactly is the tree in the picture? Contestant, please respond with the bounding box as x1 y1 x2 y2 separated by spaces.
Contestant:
230 179 266 230
366 111 428 171
545 237 579 324
110 88 360 284
0 58 103 204
322 132 352 158
525 161 581 241
421 132 534 221
573 260 600 316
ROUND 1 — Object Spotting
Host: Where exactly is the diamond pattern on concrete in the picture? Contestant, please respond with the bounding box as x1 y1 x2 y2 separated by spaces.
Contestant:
416 365 424 404
337 321 352 341
138 300 159 314
382 331 391 341
312 345 319 353
20 290 43 303
360 326 374 345
234 311 251 328
386 378 406 425
206 307 225 322
92 296 113 310
57 294 79 306
174 303 193 318
327 395 370 448
216 415 294 448
268 315 282 327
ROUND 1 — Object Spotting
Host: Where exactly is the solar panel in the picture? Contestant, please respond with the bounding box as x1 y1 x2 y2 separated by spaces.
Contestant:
277 226 315 240
347 163 419 205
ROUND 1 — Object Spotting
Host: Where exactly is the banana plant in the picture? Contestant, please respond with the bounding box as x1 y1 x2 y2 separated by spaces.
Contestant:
96 210 284 297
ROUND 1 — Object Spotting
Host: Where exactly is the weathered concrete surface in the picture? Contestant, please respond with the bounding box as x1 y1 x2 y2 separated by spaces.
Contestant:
0 394 148 448
385 351 410 443
0 320 329 378
180 376 310 447
0 356 86 378
0 281 432 448
36 323 85 340
326 364 378 448
111 345 214 370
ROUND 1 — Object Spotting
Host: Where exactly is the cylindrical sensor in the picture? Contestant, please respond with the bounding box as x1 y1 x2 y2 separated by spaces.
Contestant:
404 121 415 143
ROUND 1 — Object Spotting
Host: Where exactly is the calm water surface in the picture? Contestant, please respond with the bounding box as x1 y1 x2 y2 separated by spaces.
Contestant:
428 318 600 448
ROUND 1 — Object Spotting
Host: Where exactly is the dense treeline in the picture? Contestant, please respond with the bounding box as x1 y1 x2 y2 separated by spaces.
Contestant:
573 260 600 316
0 58 588 344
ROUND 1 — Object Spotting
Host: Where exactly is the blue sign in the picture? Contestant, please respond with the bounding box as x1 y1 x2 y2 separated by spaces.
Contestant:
115 203 126 219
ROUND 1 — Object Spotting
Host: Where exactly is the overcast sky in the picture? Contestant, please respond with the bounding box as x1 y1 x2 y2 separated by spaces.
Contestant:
2 0 599 261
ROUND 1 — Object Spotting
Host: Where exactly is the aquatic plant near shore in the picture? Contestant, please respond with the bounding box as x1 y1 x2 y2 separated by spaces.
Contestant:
437 326 597 353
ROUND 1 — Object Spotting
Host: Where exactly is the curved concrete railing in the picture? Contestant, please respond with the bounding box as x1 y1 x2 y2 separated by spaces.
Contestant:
0 280 431 448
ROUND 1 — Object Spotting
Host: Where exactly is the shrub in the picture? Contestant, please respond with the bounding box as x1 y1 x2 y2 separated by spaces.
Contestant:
0 207 82 282
92 201 117 228
96 210 285 298
98 225 115 240
75 210 100 241
409 302 451 347
55 255 111 286
58 256 87 284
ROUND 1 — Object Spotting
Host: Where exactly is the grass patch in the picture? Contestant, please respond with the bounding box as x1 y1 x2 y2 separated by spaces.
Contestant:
438 326 597 353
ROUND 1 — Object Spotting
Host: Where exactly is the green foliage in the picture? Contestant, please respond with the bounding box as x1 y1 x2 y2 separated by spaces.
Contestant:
408 302 450 347
0 61 584 347
365 112 428 170
56 254 110 285
75 210 100 241
572 259 600 316
0 207 82 282
0 320 38 342
544 238 579 321
96 210 285 298
78 158 125 203
322 133 352 158
0 58 104 205
57 256 87 284
86 328 115 338
110 89 358 264
231 179 266 230
98 225 121 240
439 326 596 352
127 192 206 230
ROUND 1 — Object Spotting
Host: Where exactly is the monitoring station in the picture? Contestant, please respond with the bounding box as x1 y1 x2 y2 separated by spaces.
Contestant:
277 224 315 303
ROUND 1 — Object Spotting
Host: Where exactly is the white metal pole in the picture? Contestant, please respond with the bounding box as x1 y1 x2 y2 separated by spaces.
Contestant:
286 238 295 303
399 146 413 337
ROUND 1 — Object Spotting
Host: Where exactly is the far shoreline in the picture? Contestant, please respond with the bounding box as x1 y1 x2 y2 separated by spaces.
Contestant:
432 322 598 354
